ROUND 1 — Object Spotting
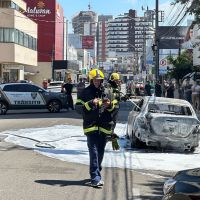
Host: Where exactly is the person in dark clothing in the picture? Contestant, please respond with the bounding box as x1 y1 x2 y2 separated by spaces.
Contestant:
62 78 74 110
75 69 119 187
144 81 152 96
77 78 85 98
155 81 162 97
166 82 175 98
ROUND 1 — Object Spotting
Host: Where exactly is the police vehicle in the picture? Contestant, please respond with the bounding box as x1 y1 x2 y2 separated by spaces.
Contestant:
0 83 68 114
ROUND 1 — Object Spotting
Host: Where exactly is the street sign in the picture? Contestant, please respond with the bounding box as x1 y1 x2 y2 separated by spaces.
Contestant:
159 58 168 75
160 59 167 66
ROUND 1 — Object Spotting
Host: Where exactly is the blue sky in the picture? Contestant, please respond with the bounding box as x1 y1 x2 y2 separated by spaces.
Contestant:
58 0 171 21
57 0 192 33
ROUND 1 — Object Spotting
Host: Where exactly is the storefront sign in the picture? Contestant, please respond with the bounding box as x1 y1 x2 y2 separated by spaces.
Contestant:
26 0 52 18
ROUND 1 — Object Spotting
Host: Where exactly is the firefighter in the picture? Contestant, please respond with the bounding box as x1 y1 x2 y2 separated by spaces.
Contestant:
106 72 121 101
75 69 119 187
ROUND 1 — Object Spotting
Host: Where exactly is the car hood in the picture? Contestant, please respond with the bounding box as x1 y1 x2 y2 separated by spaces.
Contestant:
175 168 200 183
148 113 199 137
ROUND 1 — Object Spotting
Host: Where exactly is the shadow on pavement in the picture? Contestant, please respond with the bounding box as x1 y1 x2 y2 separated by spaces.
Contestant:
0 110 82 120
35 179 93 187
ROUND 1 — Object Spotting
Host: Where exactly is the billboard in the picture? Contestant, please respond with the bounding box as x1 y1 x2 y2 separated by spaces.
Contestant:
24 0 64 61
158 26 188 49
82 36 95 49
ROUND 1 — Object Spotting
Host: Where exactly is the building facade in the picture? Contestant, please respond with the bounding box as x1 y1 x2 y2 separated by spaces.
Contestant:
72 11 97 36
24 0 65 84
97 15 113 64
0 0 38 83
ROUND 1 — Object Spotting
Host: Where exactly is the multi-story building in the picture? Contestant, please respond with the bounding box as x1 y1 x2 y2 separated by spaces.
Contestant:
72 11 97 36
107 9 154 75
97 15 113 64
107 14 129 53
0 0 38 83
24 0 66 84
72 10 97 66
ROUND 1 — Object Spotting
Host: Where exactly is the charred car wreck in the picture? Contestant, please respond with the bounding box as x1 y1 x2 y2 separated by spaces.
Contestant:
127 96 200 152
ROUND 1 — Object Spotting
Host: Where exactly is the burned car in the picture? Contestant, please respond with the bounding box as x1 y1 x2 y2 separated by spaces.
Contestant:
127 96 200 152
163 168 200 200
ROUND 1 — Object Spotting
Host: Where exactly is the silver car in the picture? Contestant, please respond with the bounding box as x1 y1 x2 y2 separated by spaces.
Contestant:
127 96 200 152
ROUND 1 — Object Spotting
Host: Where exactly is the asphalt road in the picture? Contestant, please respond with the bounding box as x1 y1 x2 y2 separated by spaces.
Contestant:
0 107 172 200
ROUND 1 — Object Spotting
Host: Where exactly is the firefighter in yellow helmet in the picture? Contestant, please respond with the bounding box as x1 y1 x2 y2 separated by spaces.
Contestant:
75 69 119 187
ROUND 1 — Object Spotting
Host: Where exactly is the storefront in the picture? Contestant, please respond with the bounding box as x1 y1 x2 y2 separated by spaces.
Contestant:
0 64 24 83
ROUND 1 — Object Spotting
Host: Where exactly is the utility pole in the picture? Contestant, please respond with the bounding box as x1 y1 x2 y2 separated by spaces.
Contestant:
142 26 146 79
155 0 159 81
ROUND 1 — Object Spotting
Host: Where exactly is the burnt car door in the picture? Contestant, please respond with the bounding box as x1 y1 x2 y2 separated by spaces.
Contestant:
128 99 144 135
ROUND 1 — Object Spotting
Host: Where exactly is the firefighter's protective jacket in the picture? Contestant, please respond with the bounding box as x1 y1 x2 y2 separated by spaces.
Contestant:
75 83 119 135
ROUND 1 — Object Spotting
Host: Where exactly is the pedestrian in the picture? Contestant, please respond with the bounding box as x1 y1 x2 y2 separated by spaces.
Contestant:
75 69 119 187
183 78 192 103
155 81 162 97
77 78 85 98
144 81 152 96
42 79 48 89
135 82 140 96
166 82 175 98
62 78 74 110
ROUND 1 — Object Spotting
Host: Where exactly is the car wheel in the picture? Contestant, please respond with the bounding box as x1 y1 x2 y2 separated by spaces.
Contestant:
0 101 8 115
131 131 143 148
48 100 61 113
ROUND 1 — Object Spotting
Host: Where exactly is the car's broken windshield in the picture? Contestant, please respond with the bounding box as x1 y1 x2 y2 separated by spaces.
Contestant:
148 104 192 116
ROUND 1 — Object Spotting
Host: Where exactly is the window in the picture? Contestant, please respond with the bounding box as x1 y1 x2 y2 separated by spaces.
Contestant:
9 29 15 42
19 31 24 45
3 84 22 92
24 34 28 47
0 28 3 42
4 28 10 42
15 29 19 44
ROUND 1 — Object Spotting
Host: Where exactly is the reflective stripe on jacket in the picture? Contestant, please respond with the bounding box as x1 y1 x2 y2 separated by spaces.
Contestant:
75 84 119 135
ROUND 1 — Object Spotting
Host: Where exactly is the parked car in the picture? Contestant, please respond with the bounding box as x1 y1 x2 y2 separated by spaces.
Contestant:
163 167 200 200
0 83 68 114
127 96 200 152
47 81 64 93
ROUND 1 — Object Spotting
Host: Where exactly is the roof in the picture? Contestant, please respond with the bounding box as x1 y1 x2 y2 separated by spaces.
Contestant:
144 96 191 106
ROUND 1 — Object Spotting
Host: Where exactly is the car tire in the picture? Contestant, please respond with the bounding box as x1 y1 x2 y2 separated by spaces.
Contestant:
131 131 143 148
47 100 61 113
0 101 8 115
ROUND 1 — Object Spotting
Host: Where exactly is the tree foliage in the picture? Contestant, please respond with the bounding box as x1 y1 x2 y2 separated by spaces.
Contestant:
167 50 193 81
174 0 200 23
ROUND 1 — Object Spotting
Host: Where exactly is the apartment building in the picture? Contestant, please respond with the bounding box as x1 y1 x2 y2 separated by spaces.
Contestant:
97 15 113 64
0 0 37 83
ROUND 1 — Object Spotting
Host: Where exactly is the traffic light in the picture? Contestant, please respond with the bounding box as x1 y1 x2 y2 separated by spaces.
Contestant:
151 44 157 55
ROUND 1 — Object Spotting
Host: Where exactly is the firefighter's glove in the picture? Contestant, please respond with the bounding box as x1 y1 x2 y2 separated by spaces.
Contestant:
106 133 119 141
112 138 120 150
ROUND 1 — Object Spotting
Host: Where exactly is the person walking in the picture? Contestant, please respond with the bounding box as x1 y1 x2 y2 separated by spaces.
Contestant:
155 81 162 97
77 78 85 98
166 82 175 98
183 78 192 103
62 78 74 110
75 69 119 187
144 81 152 96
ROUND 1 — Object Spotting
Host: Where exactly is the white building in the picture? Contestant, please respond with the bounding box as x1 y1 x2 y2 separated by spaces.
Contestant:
0 0 37 83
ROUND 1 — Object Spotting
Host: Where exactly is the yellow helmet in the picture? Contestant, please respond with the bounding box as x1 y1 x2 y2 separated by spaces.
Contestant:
89 69 104 80
110 72 120 81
